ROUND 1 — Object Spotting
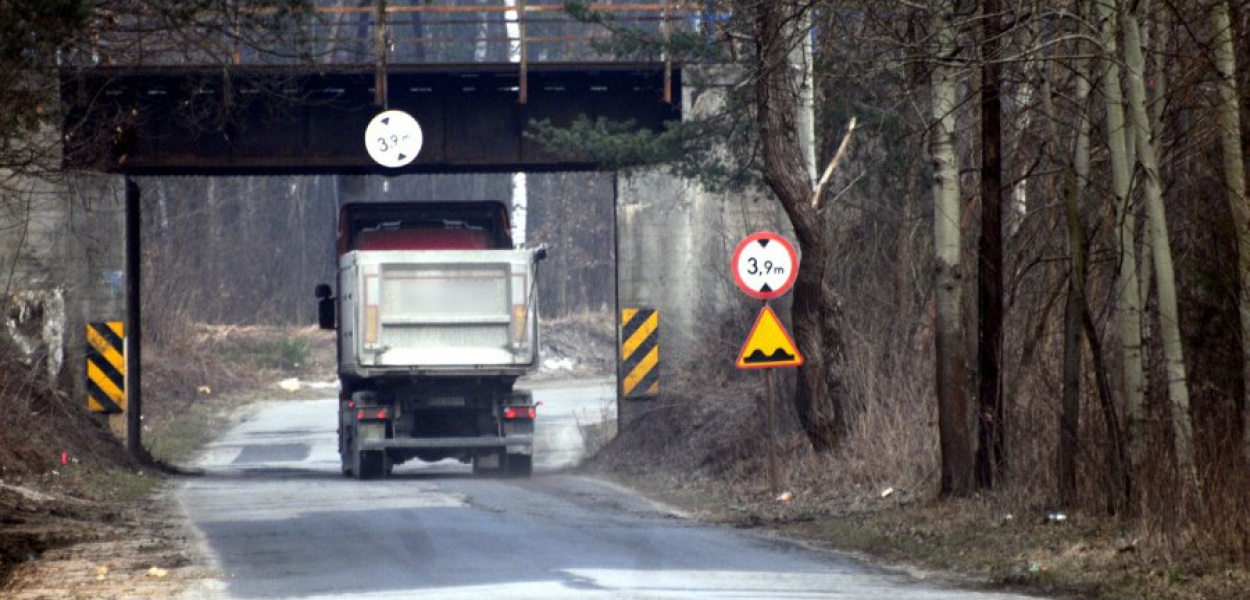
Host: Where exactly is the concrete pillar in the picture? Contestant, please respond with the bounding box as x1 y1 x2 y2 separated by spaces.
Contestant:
0 167 125 434
66 174 128 437
615 66 788 428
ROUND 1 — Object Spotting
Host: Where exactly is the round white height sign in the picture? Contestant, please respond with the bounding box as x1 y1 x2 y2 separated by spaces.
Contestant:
732 232 799 300
365 110 423 168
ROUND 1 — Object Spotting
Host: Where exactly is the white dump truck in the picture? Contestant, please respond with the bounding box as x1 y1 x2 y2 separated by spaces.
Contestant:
315 201 545 479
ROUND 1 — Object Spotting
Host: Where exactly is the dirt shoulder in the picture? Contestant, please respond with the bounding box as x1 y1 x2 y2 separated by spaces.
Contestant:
583 383 1249 600
593 471 1248 599
1 326 337 599
2 317 612 598
0 482 209 600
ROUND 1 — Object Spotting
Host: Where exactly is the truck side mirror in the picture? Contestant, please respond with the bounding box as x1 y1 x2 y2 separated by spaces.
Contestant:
534 244 548 262
315 283 336 330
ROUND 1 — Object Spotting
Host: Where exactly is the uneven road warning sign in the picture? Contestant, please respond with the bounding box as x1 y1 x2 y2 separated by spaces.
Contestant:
87 321 125 414
621 308 659 398
737 306 803 369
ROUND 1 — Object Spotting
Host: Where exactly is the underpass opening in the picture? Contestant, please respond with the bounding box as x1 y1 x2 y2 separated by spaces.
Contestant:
57 6 692 462
129 171 619 469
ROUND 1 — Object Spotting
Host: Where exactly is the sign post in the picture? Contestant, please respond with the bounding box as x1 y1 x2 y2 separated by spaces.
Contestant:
731 232 801 496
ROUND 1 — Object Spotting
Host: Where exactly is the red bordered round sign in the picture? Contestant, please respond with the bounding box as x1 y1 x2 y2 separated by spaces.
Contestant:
731 232 799 300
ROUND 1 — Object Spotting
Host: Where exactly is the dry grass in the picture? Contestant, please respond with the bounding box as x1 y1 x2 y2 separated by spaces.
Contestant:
0 349 142 489
587 306 1250 599
538 311 617 378
0 323 337 591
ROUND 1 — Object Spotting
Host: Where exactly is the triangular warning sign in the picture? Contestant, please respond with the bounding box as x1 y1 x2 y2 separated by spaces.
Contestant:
737 306 804 369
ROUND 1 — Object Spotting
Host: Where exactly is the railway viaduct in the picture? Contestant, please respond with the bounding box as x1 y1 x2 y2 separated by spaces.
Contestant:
0 3 786 449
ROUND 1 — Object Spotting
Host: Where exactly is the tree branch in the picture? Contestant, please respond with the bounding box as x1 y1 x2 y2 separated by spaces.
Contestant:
811 116 857 209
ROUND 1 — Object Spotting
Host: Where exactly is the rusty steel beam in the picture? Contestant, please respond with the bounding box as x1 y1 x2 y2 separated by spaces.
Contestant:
307 3 700 15
61 63 681 175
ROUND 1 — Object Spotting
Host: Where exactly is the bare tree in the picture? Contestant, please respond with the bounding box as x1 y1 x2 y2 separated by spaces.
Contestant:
1041 7 1090 507
745 0 849 451
1094 0 1147 505
1207 0 1250 469
1122 2 1201 505
976 0 1006 489
1041 0 1128 511
930 0 974 496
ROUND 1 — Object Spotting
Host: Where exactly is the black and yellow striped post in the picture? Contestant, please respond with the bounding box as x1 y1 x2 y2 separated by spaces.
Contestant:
86 321 125 414
620 308 659 398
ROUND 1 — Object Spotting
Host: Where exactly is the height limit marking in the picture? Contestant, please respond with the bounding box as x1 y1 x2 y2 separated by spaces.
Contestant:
620 308 659 399
86 321 125 414
365 110 423 168
731 232 798 300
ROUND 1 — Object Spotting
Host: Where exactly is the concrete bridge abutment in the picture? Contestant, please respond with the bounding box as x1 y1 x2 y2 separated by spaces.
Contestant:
614 66 789 429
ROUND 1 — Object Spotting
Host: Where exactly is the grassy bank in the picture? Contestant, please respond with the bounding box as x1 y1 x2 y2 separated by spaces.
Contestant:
586 376 1250 600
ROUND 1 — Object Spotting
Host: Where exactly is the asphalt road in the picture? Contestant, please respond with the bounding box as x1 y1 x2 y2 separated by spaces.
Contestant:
176 380 1043 600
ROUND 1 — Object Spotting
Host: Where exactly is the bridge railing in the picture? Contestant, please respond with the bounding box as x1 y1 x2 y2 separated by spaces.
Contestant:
73 1 732 68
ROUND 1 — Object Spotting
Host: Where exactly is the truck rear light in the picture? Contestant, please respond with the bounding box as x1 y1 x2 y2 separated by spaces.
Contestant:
503 406 536 420
364 305 380 346
357 408 389 421
511 304 528 345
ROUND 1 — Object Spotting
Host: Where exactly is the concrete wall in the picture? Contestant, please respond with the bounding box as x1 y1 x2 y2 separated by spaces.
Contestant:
615 67 789 425
0 167 125 405
64 175 128 407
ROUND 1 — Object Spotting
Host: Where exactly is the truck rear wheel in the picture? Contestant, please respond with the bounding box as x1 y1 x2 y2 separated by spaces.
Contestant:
355 450 385 480
340 431 353 477
345 425 387 480
505 454 533 478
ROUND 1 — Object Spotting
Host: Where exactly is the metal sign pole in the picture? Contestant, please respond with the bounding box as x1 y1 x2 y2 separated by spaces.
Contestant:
613 172 622 420
763 346 781 495
519 0 529 105
125 178 143 455
732 232 802 497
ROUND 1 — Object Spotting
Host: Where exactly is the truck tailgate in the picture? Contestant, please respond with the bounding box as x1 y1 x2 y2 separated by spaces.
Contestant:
342 249 537 372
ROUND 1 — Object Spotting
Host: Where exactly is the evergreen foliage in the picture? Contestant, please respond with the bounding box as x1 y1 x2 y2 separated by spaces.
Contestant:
528 112 760 192
563 0 723 62
526 2 762 192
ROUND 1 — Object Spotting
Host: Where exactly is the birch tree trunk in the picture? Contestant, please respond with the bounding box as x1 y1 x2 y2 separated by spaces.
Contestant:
791 9 817 185
931 0 974 496
1096 0 1147 502
1209 0 1250 469
1073 20 1131 510
1123 8 1202 503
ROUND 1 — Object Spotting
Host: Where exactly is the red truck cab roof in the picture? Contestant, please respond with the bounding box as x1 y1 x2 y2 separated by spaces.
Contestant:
337 201 513 255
